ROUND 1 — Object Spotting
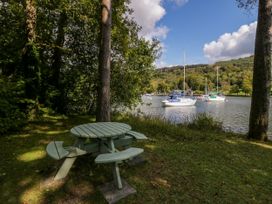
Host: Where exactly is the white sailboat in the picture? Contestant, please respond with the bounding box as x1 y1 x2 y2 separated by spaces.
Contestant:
197 77 209 101
206 67 226 102
162 53 196 107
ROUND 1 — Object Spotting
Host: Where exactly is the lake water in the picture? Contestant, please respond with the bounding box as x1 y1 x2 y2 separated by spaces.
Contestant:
137 96 272 134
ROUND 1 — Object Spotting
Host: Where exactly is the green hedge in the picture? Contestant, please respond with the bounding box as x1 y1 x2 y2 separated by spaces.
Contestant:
0 77 27 134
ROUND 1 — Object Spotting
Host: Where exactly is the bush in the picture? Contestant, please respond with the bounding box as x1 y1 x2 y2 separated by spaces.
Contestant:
0 77 27 134
185 113 223 132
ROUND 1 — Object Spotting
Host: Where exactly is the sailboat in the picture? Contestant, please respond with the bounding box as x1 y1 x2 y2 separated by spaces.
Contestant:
206 67 226 102
197 77 209 101
162 53 196 107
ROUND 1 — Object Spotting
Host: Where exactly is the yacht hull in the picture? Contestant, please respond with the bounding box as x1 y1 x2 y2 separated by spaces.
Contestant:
162 99 196 107
207 96 225 101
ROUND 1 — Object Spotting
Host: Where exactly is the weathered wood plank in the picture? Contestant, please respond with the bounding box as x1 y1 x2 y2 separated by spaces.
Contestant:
95 147 143 164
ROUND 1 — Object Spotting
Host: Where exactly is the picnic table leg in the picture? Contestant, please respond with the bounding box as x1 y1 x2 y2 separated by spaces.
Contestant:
53 138 85 180
109 138 123 189
113 162 122 189
54 157 77 180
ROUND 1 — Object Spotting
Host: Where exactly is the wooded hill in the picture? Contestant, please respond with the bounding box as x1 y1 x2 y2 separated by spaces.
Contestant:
150 56 254 95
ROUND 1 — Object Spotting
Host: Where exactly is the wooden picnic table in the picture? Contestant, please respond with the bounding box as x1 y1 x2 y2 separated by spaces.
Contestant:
70 122 132 189
48 122 145 190
70 122 131 139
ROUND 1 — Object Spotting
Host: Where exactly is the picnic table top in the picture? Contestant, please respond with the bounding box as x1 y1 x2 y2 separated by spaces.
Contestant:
70 122 132 139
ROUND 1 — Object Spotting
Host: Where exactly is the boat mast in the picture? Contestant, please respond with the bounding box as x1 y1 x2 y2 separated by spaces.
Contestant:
183 52 186 97
216 66 219 93
205 77 207 95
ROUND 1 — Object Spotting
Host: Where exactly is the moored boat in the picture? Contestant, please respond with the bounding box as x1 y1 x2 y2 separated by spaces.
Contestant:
206 67 226 102
162 95 196 107
161 53 196 107
206 93 225 102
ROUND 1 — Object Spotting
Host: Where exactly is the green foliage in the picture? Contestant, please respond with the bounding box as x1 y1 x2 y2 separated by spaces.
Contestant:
0 77 27 134
184 113 223 132
236 0 258 10
0 1 26 75
153 56 254 95
0 0 159 115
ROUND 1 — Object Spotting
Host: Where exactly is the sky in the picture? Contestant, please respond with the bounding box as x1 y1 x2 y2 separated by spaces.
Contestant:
129 0 258 67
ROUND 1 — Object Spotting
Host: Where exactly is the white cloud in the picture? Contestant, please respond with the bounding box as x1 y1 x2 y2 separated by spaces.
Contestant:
155 60 168 68
129 0 168 40
129 0 189 67
203 21 257 63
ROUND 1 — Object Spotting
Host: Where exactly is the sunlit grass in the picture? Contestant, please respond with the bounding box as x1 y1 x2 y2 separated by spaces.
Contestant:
1 114 272 203
17 150 46 162
249 141 272 150
30 130 69 135
144 144 157 150
224 139 238 144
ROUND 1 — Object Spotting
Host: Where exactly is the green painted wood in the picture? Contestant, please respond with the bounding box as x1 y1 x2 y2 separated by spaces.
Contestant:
54 157 77 180
114 136 133 148
95 147 143 164
81 124 104 137
46 141 70 160
95 122 120 135
107 122 129 132
126 131 148 140
65 147 88 157
70 122 131 139
70 127 90 138
78 125 96 137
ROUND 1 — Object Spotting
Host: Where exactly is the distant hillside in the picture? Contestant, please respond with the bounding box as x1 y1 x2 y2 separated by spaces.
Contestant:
150 56 254 95
157 56 254 72
215 56 254 67
158 64 209 72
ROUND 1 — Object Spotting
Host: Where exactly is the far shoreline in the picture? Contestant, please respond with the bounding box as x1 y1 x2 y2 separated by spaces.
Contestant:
147 94 252 97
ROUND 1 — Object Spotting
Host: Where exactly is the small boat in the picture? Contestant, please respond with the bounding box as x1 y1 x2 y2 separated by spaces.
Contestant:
161 53 196 107
162 95 196 107
196 94 209 101
197 78 209 101
206 67 226 102
206 93 225 102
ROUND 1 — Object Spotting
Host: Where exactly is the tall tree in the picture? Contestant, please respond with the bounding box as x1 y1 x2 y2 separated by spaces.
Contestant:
0 0 158 116
237 0 272 140
22 0 40 101
249 0 272 141
51 10 67 112
96 0 112 122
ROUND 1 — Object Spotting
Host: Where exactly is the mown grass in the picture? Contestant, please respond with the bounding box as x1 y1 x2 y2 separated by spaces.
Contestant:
1 114 272 203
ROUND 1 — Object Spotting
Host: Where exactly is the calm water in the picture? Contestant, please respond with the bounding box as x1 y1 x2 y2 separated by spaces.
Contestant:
137 96 272 134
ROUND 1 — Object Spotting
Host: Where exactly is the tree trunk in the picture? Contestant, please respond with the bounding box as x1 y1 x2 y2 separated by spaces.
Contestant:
22 0 40 100
248 0 272 141
96 0 111 122
25 0 36 42
51 11 67 112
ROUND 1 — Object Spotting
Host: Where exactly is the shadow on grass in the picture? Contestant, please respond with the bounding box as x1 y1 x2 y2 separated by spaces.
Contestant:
0 115 110 203
1 115 272 203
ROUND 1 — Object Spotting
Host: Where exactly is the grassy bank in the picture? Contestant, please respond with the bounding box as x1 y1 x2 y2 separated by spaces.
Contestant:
1 114 272 203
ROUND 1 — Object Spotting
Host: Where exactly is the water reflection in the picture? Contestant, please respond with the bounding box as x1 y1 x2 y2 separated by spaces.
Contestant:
139 96 257 134
163 106 197 123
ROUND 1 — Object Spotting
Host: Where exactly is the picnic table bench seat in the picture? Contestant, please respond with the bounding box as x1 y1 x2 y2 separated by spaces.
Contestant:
125 131 148 140
46 141 70 160
46 141 88 160
95 147 143 164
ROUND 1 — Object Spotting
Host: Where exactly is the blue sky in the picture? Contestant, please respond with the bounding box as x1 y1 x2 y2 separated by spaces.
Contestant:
130 0 258 67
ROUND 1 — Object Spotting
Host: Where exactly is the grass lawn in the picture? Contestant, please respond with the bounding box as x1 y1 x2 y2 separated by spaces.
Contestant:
1 114 272 203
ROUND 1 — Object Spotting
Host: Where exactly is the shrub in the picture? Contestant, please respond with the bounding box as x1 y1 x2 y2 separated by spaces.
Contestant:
185 113 223 132
0 77 27 134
